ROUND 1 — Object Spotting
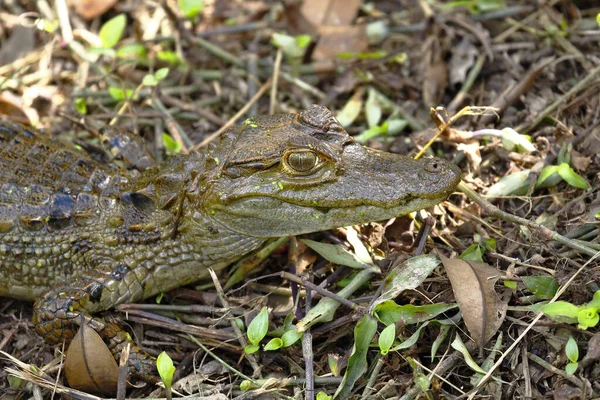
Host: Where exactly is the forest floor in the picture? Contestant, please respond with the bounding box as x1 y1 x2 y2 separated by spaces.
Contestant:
1 0 600 399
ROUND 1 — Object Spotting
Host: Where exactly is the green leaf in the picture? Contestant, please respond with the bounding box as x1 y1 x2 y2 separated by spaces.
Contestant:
390 322 430 351
536 165 560 188
116 43 147 59
414 373 430 392
328 354 340 376
371 254 440 308
157 51 182 65
295 34 312 48
271 32 306 59
588 290 600 309
577 307 599 329
345 226 373 265
300 239 370 269
281 329 303 347
156 351 176 388
178 0 204 19
378 323 396 355
6 375 22 388
108 87 134 102
240 380 253 391
460 244 485 262
162 133 182 155
451 335 486 374
155 67 170 81
247 307 269 345
557 163 590 189
142 74 158 86
74 98 87 115
503 280 517 289
334 314 378 399
373 300 457 326
522 276 558 300
541 301 581 323
486 169 532 197
500 127 535 152
597 13 600 27
336 51 387 60
365 87 382 128
244 344 259 354
565 337 579 363
99 14 126 48
316 392 332 400
264 338 283 351
565 361 578 375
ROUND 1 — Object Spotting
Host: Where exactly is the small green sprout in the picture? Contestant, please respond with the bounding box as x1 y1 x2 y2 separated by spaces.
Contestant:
565 337 578 375
156 351 176 400
99 14 126 49
245 307 269 354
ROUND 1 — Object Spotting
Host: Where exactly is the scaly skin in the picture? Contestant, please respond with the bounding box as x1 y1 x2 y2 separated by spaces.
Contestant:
0 105 461 380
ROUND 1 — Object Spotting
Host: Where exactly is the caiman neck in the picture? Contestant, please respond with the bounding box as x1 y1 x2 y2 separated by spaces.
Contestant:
176 194 266 267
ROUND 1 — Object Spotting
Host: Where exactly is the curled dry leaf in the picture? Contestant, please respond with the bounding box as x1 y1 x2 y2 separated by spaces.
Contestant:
65 323 119 396
439 253 508 347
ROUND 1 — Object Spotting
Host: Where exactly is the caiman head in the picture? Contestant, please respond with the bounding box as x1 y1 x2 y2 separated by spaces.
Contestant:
197 105 461 238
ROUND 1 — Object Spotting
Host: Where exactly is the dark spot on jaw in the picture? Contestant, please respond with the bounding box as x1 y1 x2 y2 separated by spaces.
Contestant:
88 283 104 301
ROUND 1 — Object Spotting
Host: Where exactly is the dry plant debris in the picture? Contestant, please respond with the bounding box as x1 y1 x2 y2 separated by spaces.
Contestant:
1 0 600 399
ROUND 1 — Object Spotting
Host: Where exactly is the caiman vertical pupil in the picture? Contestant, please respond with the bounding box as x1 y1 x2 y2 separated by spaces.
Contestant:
287 151 317 173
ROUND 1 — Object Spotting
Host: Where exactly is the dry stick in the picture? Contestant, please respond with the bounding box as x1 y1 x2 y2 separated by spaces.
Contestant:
151 96 193 150
206 268 261 376
190 78 272 151
161 93 227 126
459 182 597 257
527 353 585 389
54 0 73 43
270 48 283 115
522 63 600 133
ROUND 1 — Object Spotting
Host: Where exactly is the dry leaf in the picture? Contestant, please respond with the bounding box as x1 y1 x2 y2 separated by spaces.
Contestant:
439 253 507 347
0 95 30 125
71 0 118 20
65 323 119 396
313 25 368 61
300 0 360 29
570 150 591 171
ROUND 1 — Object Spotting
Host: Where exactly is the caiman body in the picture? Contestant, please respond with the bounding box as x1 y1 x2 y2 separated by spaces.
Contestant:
0 105 460 378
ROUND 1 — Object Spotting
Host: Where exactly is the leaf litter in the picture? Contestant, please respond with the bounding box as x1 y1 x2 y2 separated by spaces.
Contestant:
0 1 600 399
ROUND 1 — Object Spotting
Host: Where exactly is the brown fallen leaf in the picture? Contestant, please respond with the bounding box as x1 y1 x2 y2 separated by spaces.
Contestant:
300 0 360 29
0 95 30 125
65 322 119 396
71 0 118 20
439 253 508 348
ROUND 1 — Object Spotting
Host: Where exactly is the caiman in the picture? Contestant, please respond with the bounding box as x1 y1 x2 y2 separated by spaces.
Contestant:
0 105 460 379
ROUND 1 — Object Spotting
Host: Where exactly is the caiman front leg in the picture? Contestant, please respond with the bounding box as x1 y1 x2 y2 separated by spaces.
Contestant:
32 264 157 380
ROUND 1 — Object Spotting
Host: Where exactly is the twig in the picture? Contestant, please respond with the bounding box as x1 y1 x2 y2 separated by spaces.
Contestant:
458 182 597 257
522 63 600 133
302 332 315 400
527 352 584 388
54 0 73 43
207 269 261 375
270 48 283 115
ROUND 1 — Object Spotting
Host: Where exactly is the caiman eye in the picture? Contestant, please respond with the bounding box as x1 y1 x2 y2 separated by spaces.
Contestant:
286 151 318 173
